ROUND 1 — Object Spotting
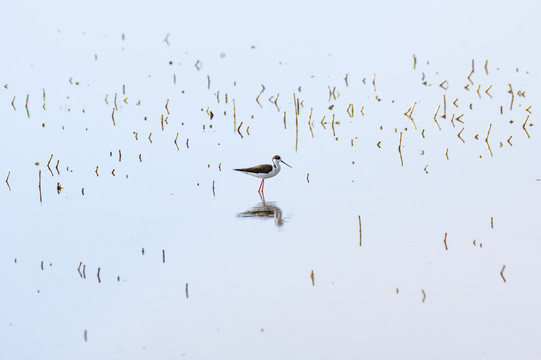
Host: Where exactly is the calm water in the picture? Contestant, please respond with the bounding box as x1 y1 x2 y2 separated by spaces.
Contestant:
1 1 541 359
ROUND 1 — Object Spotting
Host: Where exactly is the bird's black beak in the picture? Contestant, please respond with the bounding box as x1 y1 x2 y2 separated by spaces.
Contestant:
281 160 292 168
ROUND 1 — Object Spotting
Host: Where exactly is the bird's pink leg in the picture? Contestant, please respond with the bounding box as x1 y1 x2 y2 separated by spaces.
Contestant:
258 179 264 193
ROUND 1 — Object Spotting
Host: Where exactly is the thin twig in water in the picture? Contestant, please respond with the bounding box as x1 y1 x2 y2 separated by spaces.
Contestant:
398 132 403 166
5 171 11 191
308 108 314 137
457 128 465 143
439 80 448 90
485 85 493 98
523 115 530 138
508 84 515 110
485 123 493 157
294 94 298 152
256 91 262 108
441 95 447 119
26 94 30 118
347 104 354 118
38 170 42 203
443 232 448 250
500 265 506 283
358 215 362 247
47 154 54 176
237 122 244 139
433 105 441 130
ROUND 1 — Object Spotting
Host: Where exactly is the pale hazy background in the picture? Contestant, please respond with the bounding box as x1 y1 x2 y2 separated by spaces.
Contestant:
1 1 540 359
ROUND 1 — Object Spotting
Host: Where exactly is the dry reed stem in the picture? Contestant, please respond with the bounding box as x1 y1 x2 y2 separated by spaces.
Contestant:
500 265 506 283
441 95 447 119
523 115 530 138
25 94 30 118
433 105 441 130
485 85 493 98
485 124 493 157
398 132 403 166
358 215 362 247
443 232 448 250
347 104 354 117
308 108 314 137
237 122 244 139
5 171 11 191
457 128 465 143
508 84 514 110
47 154 54 176
38 170 42 202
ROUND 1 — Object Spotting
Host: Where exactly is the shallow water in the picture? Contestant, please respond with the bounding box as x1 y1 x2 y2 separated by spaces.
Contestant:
1 1 541 359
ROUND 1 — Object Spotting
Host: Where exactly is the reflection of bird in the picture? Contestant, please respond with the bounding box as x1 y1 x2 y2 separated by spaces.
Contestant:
237 202 284 227
234 155 291 194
